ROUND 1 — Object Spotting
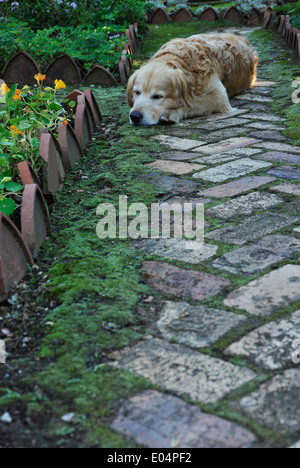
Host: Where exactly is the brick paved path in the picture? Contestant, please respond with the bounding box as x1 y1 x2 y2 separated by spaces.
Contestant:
108 57 300 447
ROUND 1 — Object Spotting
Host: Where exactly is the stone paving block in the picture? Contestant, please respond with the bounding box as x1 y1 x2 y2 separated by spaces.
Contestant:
142 172 199 194
197 176 275 198
193 117 248 131
158 151 201 161
177 109 249 127
166 128 202 138
205 109 250 121
280 200 300 214
204 127 247 142
206 192 282 220
194 147 263 165
267 166 300 180
152 135 206 150
145 160 205 175
192 158 272 183
249 130 287 142
224 264 300 316
206 213 297 245
253 152 300 165
224 309 300 370
191 138 260 155
111 339 256 404
211 234 300 275
235 93 272 103
246 122 285 131
111 390 257 448
238 102 271 112
249 87 273 95
232 369 300 434
241 113 285 123
157 301 246 348
136 239 218 264
269 183 300 196
253 142 300 154
164 196 212 207
141 261 230 301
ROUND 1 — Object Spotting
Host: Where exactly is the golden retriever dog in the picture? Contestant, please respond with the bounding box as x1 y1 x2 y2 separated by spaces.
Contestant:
127 33 258 126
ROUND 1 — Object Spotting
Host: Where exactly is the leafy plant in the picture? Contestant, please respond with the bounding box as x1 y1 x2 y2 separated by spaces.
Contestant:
0 75 68 216
274 1 300 28
0 0 148 30
0 20 128 74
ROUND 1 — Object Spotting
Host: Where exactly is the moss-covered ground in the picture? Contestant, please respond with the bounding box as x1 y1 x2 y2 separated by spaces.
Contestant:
0 22 299 448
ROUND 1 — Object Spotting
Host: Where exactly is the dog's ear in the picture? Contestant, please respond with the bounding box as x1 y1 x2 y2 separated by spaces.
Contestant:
176 70 195 107
127 72 136 108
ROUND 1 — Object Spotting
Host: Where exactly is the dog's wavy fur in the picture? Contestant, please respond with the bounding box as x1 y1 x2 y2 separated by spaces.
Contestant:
127 33 258 126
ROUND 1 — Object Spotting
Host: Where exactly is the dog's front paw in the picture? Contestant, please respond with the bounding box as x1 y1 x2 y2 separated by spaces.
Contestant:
158 111 181 125
158 116 176 126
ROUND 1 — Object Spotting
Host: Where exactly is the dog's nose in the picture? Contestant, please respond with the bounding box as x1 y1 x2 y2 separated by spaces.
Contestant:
130 111 143 124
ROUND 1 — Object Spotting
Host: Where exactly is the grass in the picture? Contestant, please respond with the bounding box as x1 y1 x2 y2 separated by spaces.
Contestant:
248 29 300 144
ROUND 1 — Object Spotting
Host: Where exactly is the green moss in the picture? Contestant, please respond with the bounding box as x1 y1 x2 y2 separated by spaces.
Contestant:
248 29 300 143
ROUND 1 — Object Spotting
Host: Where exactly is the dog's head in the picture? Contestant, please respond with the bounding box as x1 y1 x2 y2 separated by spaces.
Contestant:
127 61 193 126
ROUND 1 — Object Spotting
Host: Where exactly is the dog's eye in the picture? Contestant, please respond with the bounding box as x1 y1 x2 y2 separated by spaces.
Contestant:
134 90 141 96
152 94 163 100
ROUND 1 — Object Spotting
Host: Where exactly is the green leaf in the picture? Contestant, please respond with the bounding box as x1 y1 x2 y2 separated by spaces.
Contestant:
5 182 23 193
48 101 62 111
0 141 15 147
6 84 18 101
0 198 15 216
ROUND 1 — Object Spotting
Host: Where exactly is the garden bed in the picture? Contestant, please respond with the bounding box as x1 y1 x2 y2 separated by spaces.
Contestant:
0 75 103 301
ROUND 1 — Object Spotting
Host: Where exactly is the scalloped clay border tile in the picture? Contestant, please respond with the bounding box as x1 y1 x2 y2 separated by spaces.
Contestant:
197 7 219 22
223 7 244 24
58 122 83 173
17 161 41 187
126 28 136 53
39 129 65 181
83 65 118 86
21 184 51 256
248 8 262 25
0 213 34 301
84 89 102 127
74 104 92 149
77 94 96 134
119 59 128 85
173 8 193 23
62 89 83 119
282 16 290 39
44 54 82 84
129 24 138 49
263 6 273 23
39 132 63 196
149 8 169 25
1 51 41 84
277 15 285 34
264 12 277 30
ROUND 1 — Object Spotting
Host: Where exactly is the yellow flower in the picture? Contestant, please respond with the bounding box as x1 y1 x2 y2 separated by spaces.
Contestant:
13 89 22 101
34 73 46 83
0 83 10 95
62 119 68 125
54 79 66 90
10 126 25 136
